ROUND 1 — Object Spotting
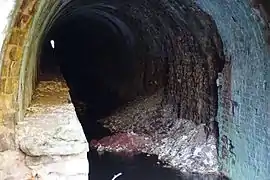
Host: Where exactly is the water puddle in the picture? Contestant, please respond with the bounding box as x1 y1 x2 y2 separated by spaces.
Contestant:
88 149 228 180
89 150 181 180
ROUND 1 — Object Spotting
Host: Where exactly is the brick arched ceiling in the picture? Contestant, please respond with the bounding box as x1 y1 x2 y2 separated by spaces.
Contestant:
0 0 225 126
0 0 60 122
0 1 269 179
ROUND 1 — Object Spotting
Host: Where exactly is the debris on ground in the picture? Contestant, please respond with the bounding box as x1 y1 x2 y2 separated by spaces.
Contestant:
93 90 219 174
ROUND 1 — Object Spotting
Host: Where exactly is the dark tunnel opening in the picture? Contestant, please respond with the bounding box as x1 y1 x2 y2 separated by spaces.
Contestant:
38 1 228 179
40 0 226 140
40 5 140 141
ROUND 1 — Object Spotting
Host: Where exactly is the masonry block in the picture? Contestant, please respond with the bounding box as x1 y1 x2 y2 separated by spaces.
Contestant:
0 94 16 110
8 29 27 46
0 77 19 94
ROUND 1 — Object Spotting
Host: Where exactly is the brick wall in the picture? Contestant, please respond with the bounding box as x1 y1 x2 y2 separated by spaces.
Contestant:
0 0 59 151
196 1 270 179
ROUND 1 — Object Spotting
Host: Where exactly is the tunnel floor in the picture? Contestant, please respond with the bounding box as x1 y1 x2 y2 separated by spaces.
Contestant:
17 72 229 180
18 74 230 180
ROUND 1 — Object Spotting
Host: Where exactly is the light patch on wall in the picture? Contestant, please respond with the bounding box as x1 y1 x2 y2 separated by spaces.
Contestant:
0 0 16 76
50 40 55 49
0 0 16 50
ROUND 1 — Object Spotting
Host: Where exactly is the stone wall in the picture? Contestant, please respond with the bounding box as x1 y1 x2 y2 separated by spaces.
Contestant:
196 1 270 179
17 0 59 122
0 1 89 179
0 0 21 152
0 0 269 179
0 0 17 130
0 0 60 150
0 0 37 121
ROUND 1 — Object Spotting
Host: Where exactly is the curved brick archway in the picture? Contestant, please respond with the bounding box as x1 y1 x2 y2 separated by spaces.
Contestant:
0 2 221 179
0 1 89 179
0 0 225 152
0 0 60 127
0 0 269 180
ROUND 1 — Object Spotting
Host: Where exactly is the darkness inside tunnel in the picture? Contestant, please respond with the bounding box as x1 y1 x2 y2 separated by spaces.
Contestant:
38 1 228 179
40 0 226 141
40 5 139 140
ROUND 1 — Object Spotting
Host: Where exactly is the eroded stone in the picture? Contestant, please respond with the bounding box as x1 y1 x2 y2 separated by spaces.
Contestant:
16 79 88 156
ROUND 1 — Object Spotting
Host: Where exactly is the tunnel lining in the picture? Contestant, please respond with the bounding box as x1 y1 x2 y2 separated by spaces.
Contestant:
0 0 231 178
0 0 225 160
16 0 61 122
0 0 269 179
21 0 226 131
0 0 226 127
37 1 226 145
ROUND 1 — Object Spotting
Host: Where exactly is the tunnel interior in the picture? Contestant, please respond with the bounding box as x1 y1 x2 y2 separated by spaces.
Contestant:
38 0 226 144
34 1 230 178
39 6 140 140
